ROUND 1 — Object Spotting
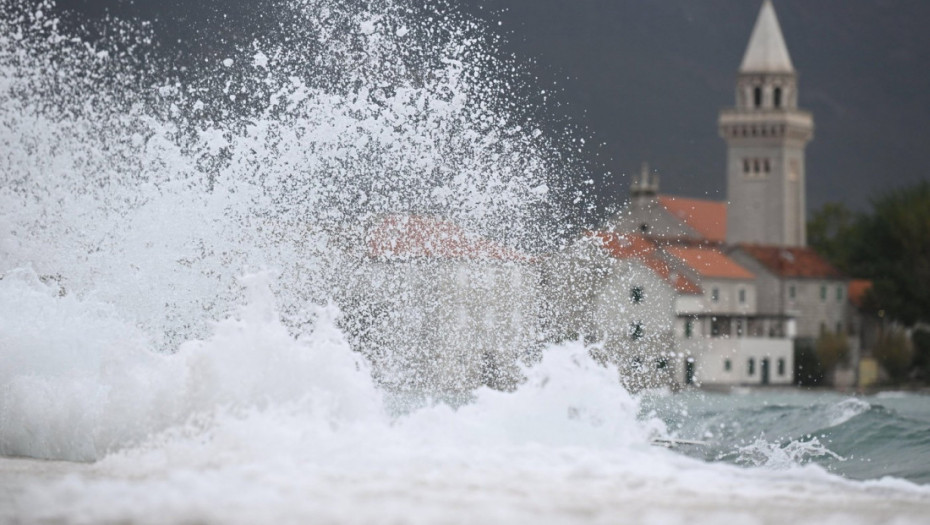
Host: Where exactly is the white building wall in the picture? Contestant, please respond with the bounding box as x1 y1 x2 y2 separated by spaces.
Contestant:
675 295 704 314
592 261 676 347
547 240 680 389
783 278 848 339
343 258 542 395
693 278 757 316
679 337 794 386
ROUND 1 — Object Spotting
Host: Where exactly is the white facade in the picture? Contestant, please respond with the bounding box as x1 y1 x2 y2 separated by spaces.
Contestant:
344 258 541 395
729 248 848 341
669 255 793 386
680 337 794 386
546 237 681 390
338 216 543 396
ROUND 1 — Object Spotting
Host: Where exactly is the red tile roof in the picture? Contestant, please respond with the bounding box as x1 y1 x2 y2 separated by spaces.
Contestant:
588 231 655 259
667 246 755 280
658 195 728 243
738 245 845 279
587 232 703 295
849 279 873 308
367 215 529 262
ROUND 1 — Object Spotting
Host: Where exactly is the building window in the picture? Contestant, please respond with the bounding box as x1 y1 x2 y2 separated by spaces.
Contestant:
739 289 746 304
836 322 843 334
685 318 694 339
736 319 744 337
711 317 729 337
630 322 644 341
789 285 796 300
753 159 760 173
763 159 771 173
640 223 650 233
774 87 782 108
820 285 827 301
754 86 762 108
724 359 732 372
743 159 750 173
836 286 844 301
778 358 786 376
656 358 668 370
711 287 720 302
748 358 756 376
631 286 645 304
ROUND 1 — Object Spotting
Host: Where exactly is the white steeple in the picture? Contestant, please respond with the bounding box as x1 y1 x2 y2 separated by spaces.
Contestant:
739 0 794 73
720 0 813 247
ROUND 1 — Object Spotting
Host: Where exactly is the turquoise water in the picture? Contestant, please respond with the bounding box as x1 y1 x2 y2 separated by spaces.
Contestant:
645 389 930 484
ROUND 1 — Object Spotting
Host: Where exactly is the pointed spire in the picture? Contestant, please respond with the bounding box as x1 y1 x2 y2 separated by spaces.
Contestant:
739 0 794 73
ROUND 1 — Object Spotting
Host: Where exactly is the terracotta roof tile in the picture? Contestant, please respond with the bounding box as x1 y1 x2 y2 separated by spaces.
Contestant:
849 279 873 308
587 232 703 295
658 195 728 243
368 215 529 262
587 231 656 259
667 246 755 280
738 244 845 279
641 256 704 295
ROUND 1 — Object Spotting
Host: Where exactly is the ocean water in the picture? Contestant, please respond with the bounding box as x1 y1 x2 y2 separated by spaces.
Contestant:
1 1 929 523
644 389 930 484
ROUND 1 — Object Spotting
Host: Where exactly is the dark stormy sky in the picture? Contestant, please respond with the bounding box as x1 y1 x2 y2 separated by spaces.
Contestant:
50 0 930 218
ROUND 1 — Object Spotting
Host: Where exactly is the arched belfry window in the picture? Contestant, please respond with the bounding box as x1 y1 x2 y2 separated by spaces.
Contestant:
753 87 762 108
774 87 783 108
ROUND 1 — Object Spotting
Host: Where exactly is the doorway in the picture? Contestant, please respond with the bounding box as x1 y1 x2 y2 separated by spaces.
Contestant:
685 359 696 386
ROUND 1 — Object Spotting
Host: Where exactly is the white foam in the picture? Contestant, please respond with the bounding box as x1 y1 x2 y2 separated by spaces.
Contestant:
2 271 929 523
0 270 383 461
827 397 871 427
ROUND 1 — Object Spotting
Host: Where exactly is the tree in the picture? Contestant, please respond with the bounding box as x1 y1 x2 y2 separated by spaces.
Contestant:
873 329 913 382
849 182 930 325
912 329 930 382
808 201 858 274
809 181 930 326
815 331 850 373
794 338 825 386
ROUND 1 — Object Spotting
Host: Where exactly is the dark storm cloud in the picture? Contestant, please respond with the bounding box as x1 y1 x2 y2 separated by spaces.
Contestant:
50 0 930 217
458 0 930 215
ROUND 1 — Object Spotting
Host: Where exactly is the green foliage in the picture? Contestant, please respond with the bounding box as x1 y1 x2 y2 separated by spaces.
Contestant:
794 337 825 386
912 329 930 381
807 202 857 274
809 181 930 325
873 330 913 382
815 331 850 372
853 182 930 325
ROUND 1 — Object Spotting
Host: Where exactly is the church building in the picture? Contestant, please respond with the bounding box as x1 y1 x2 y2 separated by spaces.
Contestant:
576 0 857 388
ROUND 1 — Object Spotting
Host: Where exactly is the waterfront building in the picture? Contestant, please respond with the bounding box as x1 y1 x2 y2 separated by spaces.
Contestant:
585 0 856 387
340 214 542 394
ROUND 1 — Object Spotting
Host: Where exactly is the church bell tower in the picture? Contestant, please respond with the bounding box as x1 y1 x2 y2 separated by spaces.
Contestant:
720 0 813 247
